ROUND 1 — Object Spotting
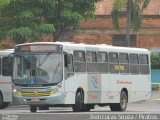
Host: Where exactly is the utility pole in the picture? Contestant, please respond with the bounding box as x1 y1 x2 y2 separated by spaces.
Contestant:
126 0 131 47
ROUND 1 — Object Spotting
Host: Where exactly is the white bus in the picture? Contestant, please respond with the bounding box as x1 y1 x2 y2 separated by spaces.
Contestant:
0 49 13 109
12 42 151 112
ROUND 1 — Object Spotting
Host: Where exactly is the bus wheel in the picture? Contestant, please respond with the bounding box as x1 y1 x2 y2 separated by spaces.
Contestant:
0 102 10 109
72 92 84 112
83 105 91 112
110 91 127 111
30 106 37 113
0 94 3 108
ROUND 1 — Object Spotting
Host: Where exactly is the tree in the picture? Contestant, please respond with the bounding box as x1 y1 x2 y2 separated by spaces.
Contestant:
53 0 101 41
112 0 150 47
0 0 101 44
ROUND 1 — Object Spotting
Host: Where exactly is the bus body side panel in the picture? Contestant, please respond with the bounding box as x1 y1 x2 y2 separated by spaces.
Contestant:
100 74 110 103
87 73 101 103
109 74 131 103
0 74 12 102
64 74 88 104
129 75 151 102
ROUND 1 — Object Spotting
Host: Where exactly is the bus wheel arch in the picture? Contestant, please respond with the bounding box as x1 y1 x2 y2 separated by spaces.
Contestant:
110 88 128 111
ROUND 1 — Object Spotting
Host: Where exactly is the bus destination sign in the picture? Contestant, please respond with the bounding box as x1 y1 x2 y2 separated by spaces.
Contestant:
16 44 62 52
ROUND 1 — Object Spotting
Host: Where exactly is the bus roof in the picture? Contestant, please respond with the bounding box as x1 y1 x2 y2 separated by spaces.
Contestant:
15 42 149 54
0 49 14 56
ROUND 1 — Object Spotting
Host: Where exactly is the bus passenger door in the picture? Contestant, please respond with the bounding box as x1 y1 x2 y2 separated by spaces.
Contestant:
63 53 75 104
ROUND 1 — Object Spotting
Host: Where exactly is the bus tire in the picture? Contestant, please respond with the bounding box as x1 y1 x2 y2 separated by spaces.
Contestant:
83 105 91 112
30 106 37 113
72 92 84 112
0 93 3 108
0 102 10 109
110 91 127 111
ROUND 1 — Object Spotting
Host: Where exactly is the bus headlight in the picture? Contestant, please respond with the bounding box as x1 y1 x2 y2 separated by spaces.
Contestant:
13 88 17 93
13 86 21 95
47 87 57 95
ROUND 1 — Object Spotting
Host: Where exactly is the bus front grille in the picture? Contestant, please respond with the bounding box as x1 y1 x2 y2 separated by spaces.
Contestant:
19 91 54 97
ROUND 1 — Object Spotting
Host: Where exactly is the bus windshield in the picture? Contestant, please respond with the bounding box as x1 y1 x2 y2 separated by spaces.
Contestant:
13 52 62 85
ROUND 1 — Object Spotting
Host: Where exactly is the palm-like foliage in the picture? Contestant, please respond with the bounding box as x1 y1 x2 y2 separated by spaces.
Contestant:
112 0 150 46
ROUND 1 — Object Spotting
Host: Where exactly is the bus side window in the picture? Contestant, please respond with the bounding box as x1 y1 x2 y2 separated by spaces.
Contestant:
64 53 74 79
73 51 86 73
2 57 13 76
86 51 98 73
139 54 149 74
129 54 139 74
97 52 108 73
119 53 129 74
109 52 119 73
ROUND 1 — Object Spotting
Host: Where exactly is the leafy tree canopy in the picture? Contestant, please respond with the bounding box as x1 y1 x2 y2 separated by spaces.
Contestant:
0 0 101 43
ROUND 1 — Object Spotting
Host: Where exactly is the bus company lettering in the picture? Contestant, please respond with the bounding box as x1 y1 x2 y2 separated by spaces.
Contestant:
116 80 132 84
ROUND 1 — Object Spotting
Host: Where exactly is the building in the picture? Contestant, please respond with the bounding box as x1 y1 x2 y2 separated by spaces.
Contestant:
60 0 160 49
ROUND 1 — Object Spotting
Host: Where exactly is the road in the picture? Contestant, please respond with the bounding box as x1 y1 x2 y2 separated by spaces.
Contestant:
0 90 160 120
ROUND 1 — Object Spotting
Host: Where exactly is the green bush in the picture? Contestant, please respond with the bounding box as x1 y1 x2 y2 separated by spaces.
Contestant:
151 51 160 69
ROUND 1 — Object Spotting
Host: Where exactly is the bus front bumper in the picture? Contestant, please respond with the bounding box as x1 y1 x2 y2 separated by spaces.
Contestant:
13 92 65 105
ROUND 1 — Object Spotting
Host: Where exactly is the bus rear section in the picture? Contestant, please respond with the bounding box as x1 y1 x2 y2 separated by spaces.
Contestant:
0 49 13 109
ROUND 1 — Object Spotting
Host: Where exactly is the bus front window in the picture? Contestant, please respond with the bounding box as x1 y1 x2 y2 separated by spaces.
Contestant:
13 53 62 85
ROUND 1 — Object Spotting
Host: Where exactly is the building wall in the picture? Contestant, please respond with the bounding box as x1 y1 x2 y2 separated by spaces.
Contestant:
60 16 160 49
137 33 160 49
59 0 160 49
60 29 160 49
95 0 160 15
80 17 160 29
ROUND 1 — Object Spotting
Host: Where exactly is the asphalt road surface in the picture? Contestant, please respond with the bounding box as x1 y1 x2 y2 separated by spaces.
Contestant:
0 90 160 120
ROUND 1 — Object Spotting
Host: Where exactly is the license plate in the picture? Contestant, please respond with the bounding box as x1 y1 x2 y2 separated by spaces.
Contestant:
31 98 40 102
